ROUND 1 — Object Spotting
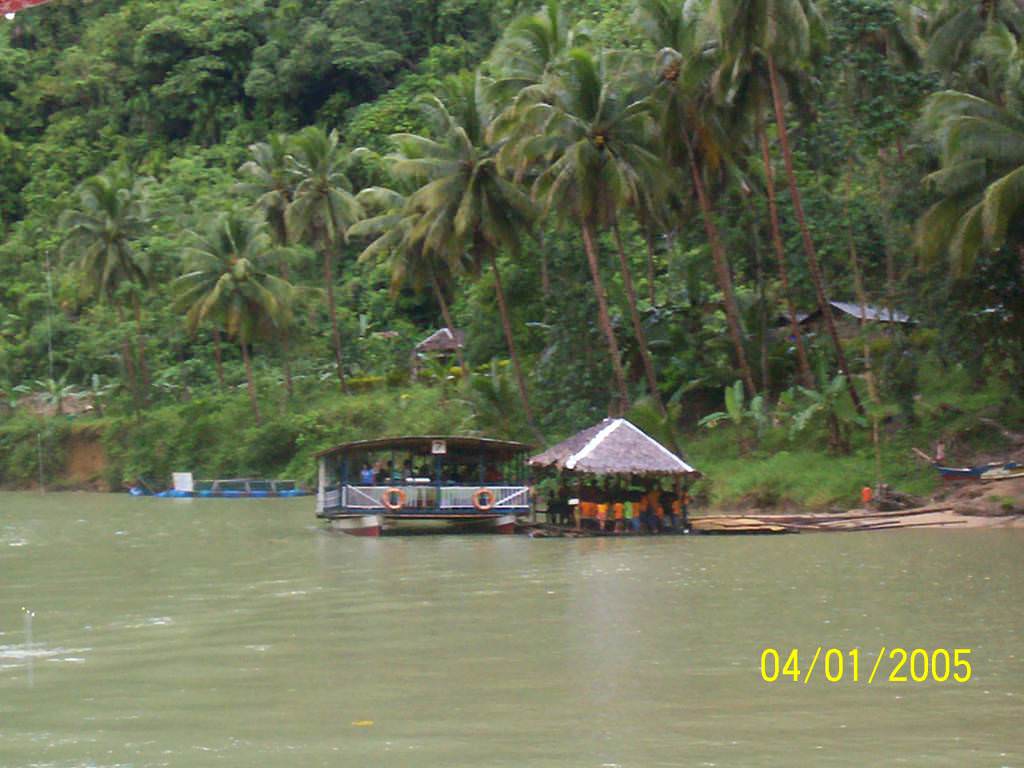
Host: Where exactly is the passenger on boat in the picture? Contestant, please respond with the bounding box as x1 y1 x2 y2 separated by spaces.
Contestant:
360 464 375 485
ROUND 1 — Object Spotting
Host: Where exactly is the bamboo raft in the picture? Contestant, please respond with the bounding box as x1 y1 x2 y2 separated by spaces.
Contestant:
520 506 1023 536
691 505 1024 534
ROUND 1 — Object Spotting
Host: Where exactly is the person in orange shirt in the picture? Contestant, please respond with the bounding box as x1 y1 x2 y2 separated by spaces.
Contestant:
612 499 625 533
577 500 595 529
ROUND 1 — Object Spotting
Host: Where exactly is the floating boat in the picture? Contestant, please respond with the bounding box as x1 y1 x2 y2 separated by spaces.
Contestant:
314 436 531 536
131 474 310 498
934 461 1021 481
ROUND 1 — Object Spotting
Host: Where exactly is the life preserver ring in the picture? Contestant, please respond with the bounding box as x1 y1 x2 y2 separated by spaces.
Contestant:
381 487 406 510
472 488 496 511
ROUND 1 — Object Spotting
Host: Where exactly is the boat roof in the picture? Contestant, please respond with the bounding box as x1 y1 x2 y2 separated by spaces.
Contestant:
315 435 531 460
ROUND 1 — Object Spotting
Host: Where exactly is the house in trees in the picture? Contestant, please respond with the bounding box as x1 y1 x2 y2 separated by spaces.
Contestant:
411 328 465 376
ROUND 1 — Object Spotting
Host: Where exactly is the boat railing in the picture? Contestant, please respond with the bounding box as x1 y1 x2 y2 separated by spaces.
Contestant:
438 486 528 510
325 484 529 512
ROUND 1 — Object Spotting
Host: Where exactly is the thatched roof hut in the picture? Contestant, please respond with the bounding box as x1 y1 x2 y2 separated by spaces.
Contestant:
415 328 465 353
529 418 700 477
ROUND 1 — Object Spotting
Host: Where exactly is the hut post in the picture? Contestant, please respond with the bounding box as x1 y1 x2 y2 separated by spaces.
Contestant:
317 457 327 514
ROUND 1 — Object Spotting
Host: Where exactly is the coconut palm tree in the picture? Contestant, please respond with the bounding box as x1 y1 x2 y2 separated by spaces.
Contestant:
487 0 590 107
507 49 669 414
175 211 292 423
917 89 1024 273
59 170 153 408
697 0 816 388
925 0 1023 83
710 0 865 414
635 0 759 398
349 185 469 374
286 126 362 392
239 134 297 397
386 75 544 441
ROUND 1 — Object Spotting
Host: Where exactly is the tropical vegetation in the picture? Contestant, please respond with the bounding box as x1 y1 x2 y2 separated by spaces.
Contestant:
2 0 1023 508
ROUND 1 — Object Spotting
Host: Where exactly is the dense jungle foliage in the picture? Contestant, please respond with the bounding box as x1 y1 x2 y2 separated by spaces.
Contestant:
1 0 1023 502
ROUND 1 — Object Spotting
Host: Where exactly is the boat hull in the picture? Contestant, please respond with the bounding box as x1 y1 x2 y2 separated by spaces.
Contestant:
325 513 519 536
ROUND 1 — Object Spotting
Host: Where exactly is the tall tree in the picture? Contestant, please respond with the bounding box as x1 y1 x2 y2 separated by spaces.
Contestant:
59 171 153 409
286 127 362 393
636 0 759 397
387 76 544 441
175 212 292 423
350 185 468 374
711 0 864 413
917 89 1024 274
239 134 296 397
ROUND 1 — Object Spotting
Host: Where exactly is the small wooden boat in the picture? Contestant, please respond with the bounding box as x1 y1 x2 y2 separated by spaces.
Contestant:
314 436 531 536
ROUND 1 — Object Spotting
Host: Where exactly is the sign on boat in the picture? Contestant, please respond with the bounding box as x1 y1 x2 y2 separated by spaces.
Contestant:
315 435 531 536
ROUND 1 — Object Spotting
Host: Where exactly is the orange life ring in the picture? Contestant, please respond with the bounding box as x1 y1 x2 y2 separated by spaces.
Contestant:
472 488 496 511
381 487 406 510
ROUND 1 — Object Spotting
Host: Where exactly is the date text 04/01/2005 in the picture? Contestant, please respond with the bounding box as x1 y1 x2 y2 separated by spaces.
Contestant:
760 648 972 684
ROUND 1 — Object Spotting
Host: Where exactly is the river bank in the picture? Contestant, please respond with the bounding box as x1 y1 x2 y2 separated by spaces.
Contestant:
2 371 1022 514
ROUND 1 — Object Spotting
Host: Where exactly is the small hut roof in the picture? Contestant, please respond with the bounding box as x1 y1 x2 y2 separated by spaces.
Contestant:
529 418 700 477
415 328 465 352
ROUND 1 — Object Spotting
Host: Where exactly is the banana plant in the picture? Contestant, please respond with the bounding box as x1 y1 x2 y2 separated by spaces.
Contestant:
782 373 868 454
698 380 770 454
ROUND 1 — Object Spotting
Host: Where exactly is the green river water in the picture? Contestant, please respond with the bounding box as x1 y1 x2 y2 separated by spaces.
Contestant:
1 492 1022 767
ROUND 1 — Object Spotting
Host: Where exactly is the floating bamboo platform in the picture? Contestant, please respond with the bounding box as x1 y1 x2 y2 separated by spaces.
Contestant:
691 505 1024 534
519 506 1023 537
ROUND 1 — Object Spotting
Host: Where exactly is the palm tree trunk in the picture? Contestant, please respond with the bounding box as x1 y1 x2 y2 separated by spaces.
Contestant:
767 53 864 416
645 231 657 306
322 247 348 393
212 328 225 390
758 120 814 388
131 295 150 402
486 249 545 444
845 164 883 489
746 203 771 393
430 269 467 376
613 223 665 416
580 221 631 413
241 339 261 424
683 142 757 398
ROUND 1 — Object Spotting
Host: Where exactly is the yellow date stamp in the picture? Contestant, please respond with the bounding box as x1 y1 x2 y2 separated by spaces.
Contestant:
760 647 972 684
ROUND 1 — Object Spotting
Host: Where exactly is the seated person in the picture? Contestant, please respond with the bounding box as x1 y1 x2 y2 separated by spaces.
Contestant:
359 463 375 485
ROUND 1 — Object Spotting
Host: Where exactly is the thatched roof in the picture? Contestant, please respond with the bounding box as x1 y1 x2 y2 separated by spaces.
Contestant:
529 418 699 477
415 328 465 352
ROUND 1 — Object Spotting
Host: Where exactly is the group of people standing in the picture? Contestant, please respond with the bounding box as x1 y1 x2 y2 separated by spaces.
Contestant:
540 481 691 533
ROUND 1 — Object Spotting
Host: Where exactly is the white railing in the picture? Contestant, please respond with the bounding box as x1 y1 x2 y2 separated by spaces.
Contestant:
439 486 529 510
327 485 530 512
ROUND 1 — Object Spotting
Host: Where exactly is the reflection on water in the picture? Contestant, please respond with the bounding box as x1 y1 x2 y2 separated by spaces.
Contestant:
1 492 1022 767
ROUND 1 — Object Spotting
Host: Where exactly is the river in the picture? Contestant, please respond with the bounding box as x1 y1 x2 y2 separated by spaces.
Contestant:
1 492 1022 767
